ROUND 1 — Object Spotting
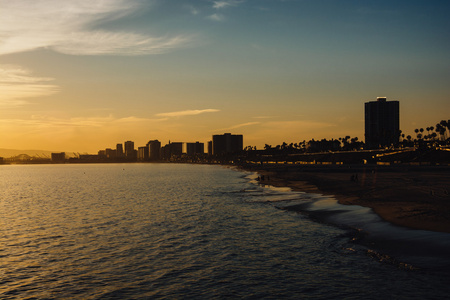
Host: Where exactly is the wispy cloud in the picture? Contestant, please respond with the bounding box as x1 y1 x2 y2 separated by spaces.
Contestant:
0 114 170 151
156 109 220 118
253 116 279 119
53 32 192 56
215 121 260 131
27 115 114 128
0 65 59 107
185 4 200 15
212 0 244 9
207 13 225 22
265 120 335 130
208 0 244 21
0 0 192 56
0 114 165 131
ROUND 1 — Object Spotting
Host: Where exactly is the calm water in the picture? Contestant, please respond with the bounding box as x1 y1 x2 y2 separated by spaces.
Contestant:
1 163 449 299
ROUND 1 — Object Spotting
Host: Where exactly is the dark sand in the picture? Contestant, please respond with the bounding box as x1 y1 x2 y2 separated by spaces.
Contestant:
243 164 450 233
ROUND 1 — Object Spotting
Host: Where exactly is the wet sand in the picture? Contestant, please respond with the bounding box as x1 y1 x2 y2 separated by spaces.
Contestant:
242 164 450 233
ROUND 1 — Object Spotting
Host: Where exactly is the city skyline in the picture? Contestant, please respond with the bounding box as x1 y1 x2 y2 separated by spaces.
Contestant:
1 1 450 153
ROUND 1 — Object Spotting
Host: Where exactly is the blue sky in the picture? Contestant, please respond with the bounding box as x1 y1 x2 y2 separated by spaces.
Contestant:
1 0 449 152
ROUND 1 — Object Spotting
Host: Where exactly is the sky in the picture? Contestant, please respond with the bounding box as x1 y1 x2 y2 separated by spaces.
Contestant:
1 0 449 153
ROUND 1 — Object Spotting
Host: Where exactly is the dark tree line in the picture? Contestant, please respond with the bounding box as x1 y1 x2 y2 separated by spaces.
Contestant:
401 120 449 148
244 120 449 154
250 136 364 154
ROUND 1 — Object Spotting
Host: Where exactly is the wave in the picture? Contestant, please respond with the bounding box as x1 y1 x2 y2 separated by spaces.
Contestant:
243 171 450 272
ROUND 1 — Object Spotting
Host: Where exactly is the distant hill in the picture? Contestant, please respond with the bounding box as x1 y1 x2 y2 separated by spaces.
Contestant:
0 148 64 158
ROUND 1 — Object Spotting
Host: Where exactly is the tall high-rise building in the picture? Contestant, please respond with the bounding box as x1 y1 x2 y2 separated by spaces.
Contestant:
116 143 124 157
124 141 136 161
212 133 243 155
365 97 400 149
147 140 161 161
207 141 213 156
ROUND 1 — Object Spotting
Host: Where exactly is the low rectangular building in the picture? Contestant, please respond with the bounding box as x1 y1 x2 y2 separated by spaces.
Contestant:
137 146 149 161
186 142 204 156
212 133 243 155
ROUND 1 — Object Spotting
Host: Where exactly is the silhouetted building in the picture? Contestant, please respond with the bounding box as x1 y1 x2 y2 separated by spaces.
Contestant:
147 140 161 161
161 142 183 160
137 146 149 161
105 148 116 159
365 97 400 149
51 152 65 163
212 133 243 155
208 141 213 156
160 145 168 160
124 141 137 161
116 143 124 157
170 142 183 157
98 150 106 159
186 142 204 156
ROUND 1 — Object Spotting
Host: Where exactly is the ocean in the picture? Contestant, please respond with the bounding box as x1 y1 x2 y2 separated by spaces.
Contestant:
1 163 449 299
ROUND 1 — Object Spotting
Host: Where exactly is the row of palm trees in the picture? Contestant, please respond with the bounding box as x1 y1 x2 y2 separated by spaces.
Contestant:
405 120 449 143
257 136 364 153
244 120 449 153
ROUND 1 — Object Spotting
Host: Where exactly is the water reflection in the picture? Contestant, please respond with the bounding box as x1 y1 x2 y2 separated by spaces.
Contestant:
0 164 449 299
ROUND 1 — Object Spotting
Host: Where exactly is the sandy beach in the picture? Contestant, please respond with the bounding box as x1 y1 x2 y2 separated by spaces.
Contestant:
242 164 450 233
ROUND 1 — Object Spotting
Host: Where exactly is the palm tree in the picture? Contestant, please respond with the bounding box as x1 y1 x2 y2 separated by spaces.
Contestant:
300 140 306 151
436 123 445 141
441 120 449 140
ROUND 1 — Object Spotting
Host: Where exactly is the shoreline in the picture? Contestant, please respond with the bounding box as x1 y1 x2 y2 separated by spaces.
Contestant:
240 164 450 234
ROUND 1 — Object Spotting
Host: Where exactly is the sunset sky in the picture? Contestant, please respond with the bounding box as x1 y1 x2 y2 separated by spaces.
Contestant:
1 0 449 153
